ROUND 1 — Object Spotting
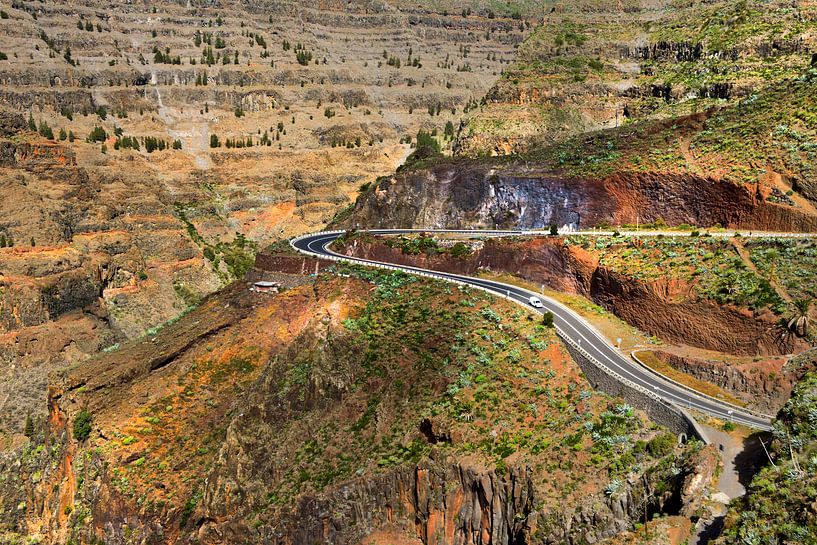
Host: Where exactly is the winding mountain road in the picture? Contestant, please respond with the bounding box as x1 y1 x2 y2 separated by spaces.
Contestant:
291 229 775 431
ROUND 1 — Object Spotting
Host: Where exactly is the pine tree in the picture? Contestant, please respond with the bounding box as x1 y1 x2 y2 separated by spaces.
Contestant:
38 120 54 139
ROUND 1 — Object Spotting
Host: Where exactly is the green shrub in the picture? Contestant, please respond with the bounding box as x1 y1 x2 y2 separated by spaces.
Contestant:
24 414 34 437
542 311 554 328
404 129 441 165
73 410 93 441
87 125 107 143
646 432 675 457
450 241 471 258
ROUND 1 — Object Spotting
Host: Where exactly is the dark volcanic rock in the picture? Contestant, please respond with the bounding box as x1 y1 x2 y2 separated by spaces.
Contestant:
340 163 817 233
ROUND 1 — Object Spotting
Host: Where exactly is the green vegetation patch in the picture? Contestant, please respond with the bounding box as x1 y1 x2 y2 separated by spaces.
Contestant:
174 204 257 281
718 372 817 543
564 234 789 313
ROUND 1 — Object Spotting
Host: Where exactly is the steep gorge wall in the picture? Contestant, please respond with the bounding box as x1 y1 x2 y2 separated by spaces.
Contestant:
211 458 695 545
589 267 792 356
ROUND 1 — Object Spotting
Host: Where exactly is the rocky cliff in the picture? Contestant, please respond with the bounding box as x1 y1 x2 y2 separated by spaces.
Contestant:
338 162 817 232
646 348 817 415
0 129 222 442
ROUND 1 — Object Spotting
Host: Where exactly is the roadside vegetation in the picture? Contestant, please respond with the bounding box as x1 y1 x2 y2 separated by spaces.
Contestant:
272 265 696 505
717 372 817 543
382 233 473 257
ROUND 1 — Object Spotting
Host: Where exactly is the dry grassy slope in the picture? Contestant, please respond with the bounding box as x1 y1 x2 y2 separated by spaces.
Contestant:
461 0 817 158
0 272 714 545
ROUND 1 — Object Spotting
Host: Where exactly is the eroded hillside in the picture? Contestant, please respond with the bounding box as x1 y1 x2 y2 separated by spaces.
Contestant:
0 268 715 544
0 0 530 441
394 0 817 233
0 0 527 237
462 0 817 158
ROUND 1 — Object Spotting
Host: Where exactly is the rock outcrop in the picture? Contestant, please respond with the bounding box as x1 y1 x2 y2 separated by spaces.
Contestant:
650 348 817 414
340 164 817 232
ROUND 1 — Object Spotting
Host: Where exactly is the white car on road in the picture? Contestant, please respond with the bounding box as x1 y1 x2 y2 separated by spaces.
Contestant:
529 296 543 308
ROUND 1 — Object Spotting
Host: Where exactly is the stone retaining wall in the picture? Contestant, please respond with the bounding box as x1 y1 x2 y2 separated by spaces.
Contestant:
563 342 701 440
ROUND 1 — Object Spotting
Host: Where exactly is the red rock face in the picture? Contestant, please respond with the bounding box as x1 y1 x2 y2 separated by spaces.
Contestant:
650 350 817 414
589 267 802 356
338 236 804 356
14 142 78 168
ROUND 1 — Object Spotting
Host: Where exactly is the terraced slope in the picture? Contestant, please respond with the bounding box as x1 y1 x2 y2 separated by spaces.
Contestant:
0 0 526 240
0 0 528 441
